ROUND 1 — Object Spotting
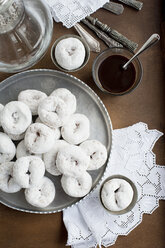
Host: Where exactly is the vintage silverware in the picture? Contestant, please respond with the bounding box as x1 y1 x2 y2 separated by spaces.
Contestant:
81 19 123 48
123 33 160 69
74 23 100 52
86 16 138 52
117 0 143 10
103 1 124 15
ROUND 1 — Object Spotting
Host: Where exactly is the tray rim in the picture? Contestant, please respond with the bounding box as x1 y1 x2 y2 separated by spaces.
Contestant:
0 69 113 214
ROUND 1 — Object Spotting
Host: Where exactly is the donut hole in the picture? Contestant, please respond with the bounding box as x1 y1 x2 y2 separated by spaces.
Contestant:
53 109 57 114
90 152 96 159
73 122 80 133
34 131 41 142
52 105 58 114
26 170 31 175
12 112 19 123
7 174 12 183
114 187 120 193
70 157 78 166
36 131 41 137
33 95 40 101
75 160 78 166
53 154 58 165
66 46 76 56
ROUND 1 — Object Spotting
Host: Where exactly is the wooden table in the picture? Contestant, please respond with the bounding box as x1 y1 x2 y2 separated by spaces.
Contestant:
0 0 164 247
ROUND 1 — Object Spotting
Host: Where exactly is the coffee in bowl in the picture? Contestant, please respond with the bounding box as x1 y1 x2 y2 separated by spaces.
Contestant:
92 47 143 96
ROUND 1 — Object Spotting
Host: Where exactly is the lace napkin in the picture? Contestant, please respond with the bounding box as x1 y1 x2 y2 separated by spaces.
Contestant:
46 0 108 28
63 122 165 248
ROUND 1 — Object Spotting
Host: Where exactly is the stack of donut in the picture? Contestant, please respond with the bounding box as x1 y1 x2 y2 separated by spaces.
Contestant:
0 88 108 208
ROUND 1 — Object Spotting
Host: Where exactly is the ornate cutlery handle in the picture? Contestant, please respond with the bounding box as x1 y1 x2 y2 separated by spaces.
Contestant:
74 23 100 52
103 2 124 15
117 0 143 10
86 16 138 52
82 19 123 48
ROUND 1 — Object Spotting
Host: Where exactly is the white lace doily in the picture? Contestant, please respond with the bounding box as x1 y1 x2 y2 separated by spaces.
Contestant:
46 0 108 28
63 122 165 248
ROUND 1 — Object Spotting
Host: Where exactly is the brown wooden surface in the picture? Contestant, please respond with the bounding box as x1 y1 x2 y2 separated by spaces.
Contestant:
0 0 165 247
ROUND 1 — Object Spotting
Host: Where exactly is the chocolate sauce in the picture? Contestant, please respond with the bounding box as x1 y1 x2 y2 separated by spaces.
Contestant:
98 55 136 94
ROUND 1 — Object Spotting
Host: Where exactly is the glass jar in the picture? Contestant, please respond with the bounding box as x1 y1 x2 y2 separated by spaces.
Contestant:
0 0 53 73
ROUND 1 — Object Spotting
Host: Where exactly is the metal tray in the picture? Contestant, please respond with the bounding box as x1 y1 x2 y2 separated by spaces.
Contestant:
0 69 113 214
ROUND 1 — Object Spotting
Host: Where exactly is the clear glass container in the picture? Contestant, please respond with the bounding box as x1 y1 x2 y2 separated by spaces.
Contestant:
0 0 53 73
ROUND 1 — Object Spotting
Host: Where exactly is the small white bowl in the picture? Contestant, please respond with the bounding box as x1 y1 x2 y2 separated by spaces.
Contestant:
51 34 90 73
99 175 138 215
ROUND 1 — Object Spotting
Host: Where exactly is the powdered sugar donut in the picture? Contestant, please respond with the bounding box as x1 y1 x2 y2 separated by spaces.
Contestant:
50 88 76 114
24 123 55 154
38 96 69 128
0 162 21 193
56 145 89 177
18 89 47 115
25 177 55 208
35 117 61 140
7 131 25 141
101 178 134 212
61 172 92 197
0 132 16 163
16 140 42 159
43 140 69 176
1 101 32 135
0 103 4 127
55 37 86 70
13 156 45 188
80 140 107 170
61 113 90 144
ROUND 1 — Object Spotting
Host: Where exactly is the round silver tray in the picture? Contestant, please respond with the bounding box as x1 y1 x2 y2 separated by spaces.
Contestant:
0 69 113 214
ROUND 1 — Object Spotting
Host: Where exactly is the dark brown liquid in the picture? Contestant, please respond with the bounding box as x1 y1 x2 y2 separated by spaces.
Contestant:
98 55 136 94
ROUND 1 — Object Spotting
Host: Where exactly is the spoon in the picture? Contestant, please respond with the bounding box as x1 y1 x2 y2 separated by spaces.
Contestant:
122 33 160 70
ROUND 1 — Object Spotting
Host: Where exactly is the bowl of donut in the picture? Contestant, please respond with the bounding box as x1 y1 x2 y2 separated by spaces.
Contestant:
100 175 138 215
0 85 110 212
51 34 90 72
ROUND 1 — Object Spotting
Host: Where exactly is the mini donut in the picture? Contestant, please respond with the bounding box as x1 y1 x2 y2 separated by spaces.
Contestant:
38 96 69 128
0 103 4 127
61 113 90 144
0 132 16 163
7 131 25 141
13 156 45 188
35 117 61 140
0 162 21 193
25 177 55 208
101 178 134 212
55 37 86 70
80 140 107 170
24 123 55 154
61 172 92 197
56 145 90 177
16 140 42 159
1 101 32 135
18 89 47 115
50 88 76 114
43 140 69 176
